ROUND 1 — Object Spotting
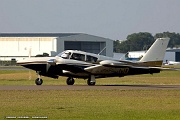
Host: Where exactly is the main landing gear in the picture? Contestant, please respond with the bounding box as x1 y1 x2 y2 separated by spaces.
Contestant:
66 75 96 86
87 79 95 86
66 77 75 85
87 75 96 86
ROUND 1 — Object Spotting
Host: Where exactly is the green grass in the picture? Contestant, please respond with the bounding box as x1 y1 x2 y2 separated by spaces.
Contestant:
0 70 180 85
0 69 180 119
0 90 180 120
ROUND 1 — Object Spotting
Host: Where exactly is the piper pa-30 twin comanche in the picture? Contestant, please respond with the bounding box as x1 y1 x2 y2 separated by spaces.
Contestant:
17 38 170 86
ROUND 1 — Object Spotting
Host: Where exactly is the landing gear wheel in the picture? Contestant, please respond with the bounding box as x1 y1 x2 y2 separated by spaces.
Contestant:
66 77 75 85
87 79 95 86
35 78 43 85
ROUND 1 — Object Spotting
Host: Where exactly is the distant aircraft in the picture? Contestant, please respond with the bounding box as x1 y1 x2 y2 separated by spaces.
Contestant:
17 38 170 86
164 60 180 65
120 51 145 61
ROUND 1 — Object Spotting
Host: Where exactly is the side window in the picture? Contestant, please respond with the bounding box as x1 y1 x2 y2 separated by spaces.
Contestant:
86 55 97 62
70 53 85 61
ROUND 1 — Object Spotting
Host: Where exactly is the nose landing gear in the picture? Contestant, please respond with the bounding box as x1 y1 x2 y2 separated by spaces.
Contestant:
35 71 43 85
35 78 43 85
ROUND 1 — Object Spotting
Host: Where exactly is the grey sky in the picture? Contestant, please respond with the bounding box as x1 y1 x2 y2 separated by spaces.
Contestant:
0 0 180 40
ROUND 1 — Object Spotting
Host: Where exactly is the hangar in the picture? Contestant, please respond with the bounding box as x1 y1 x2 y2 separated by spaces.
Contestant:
0 33 113 62
165 49 180 62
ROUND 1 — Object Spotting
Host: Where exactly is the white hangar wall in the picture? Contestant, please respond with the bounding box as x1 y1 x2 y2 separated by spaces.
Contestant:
0 37 57 60
164 52 175 62
0 33 114 61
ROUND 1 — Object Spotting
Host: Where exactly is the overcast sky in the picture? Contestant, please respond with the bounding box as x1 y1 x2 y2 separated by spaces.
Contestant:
0 0 180 40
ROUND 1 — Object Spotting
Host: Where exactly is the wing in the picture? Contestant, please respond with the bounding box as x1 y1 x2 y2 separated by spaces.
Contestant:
84 60 179 77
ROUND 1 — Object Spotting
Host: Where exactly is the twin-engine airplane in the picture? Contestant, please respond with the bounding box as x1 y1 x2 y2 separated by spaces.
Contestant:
17 38 170 86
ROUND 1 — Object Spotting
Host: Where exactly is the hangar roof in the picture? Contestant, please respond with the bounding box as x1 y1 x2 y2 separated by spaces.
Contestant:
0 33 78 37
0 33 113 41
166 48 180 52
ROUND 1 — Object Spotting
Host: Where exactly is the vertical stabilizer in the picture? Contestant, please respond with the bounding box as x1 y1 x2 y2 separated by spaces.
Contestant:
139 38 170 66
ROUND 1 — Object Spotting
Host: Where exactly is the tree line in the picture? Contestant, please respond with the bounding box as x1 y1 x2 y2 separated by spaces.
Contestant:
114 32 180 53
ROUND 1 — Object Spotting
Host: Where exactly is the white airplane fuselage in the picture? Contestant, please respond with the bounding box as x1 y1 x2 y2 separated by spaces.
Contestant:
18 51 160 79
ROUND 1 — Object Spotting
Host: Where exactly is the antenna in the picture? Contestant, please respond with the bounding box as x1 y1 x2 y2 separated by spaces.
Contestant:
28 47 32 80
29 47 32 58
98 47 106 55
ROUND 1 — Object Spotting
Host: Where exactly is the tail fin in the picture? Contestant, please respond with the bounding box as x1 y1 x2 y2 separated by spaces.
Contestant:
139 38 170 67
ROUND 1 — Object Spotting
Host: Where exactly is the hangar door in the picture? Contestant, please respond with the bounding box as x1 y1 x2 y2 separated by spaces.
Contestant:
65 41 106 55
175 52 180 62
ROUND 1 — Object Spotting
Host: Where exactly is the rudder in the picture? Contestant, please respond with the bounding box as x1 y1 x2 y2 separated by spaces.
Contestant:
139 38 170 67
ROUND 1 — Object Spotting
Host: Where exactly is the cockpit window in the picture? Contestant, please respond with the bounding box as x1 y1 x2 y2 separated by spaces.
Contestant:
57 52 71 59
70 53 85 61
86 55 97 62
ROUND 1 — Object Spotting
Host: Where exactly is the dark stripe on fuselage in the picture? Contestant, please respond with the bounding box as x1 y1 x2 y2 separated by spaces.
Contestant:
92 66 160 78
20 62 161 79
21 63 94 76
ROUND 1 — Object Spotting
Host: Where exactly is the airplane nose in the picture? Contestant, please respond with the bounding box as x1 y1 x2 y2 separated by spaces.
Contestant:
47 59 56 65
16 59 26 65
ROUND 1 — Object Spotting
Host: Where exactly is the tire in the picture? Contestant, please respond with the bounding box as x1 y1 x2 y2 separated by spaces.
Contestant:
87 79 95 86
66 77 75 85
35 78 43 85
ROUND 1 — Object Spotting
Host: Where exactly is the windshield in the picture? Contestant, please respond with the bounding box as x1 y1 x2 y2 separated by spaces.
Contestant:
57 51 71 59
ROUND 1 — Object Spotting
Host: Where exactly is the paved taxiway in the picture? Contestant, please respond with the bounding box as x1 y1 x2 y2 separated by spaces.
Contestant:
0 66 28 70
0 85 180 90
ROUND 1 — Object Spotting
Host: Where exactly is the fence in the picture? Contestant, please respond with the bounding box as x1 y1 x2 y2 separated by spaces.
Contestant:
0 60 17 66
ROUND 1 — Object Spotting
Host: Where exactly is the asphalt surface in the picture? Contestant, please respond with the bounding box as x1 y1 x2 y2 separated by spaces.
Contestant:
0 66 28 70
0 85 180 90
